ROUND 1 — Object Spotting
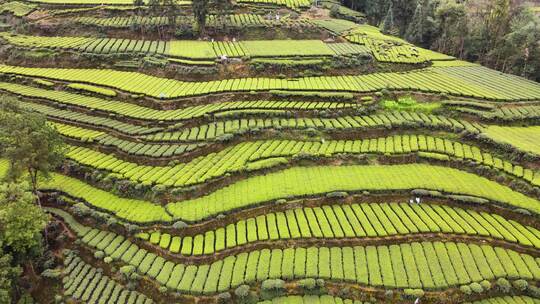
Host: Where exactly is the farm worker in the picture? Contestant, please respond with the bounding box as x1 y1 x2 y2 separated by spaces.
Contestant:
159 92 166 99
409 199 414 204
414 298 420 304
415 197 421 204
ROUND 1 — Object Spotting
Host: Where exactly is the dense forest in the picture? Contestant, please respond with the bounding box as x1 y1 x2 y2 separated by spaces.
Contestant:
339 0 540 81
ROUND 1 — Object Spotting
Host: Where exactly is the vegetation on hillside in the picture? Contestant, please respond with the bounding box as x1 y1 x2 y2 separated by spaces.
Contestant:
342 0 540 81
0 0 538 302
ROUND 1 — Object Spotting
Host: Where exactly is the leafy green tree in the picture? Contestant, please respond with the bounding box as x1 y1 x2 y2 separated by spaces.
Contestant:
403 0 439 47
215 0 232 30
0 242 21 304
433 1 468 57
0 99 66 198
193 0 209 35
0 182 45 304
0 183 48 258
148 0 160 14
405 2 424 44
363 0 391 25
497 9 540 80
162 0 180 29
393 0 416 35
381 1 395 34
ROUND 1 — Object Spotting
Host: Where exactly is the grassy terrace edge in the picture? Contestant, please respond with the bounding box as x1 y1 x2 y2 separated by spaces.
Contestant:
1 65 540 101
2 160 537 223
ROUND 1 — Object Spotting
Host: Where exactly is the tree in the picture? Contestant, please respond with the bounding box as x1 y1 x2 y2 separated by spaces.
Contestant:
0 99 66 199
433 1 468 57
162 0 180 29
363 0 391 25
192 0 209 35
405 2 424 44
381 2 396 34
0 243 21 304
0 183 48 258
393 0 416 36
497 9 540 80
0 182 46 304
214 0 232 31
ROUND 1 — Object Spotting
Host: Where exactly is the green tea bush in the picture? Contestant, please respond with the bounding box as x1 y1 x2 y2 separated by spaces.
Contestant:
513 279 529 291
496 278 511 293
469 282 483 293
460 285 472 295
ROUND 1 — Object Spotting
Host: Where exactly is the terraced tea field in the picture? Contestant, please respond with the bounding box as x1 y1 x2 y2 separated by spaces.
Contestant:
0 0 539 303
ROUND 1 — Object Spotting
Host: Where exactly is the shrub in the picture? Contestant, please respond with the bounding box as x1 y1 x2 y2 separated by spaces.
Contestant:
104 257 113 263
261 279 286 300
172 221 188 229
54 295 62 304
448 195 489 204
297 278 316 290
479 280 491 291
71 203 91 216
216 134 234 142
512 279 528 291
403 289 424 299
261 279 285 291
217 292 232 303
94 251 105 259
528 285 540 298
460 285 472 295
125 224 140 233
41 269 62 279
159 286 168 293
360 96 373 102
411 189 431 196
514 208 532 215
470 282 483 293
496 278 511 293
338 286 351 298
106 217 118 226
234 285 250 298
17 293 34 304
326 191 348 198
120 265 136 277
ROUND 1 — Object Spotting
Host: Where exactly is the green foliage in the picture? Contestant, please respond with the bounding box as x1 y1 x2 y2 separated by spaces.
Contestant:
16 293 34 304
460 285 472 295
381 2 395 34
381 96 441 113
192 0 209 35
67 83 117 97
496 278 511 292
234 284 250 297
512 279 528 291
0 98 66 193
0 242 21 304
0 182 48 257
469 282 483 293
403 288 424 299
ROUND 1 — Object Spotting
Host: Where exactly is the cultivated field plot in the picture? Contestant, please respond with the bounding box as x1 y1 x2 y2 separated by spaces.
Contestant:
0 0 539 303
